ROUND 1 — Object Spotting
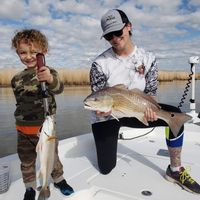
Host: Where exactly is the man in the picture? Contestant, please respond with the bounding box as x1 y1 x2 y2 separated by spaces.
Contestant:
89 9 200 194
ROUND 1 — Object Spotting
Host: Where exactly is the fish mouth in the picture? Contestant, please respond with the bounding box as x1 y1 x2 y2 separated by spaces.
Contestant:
84 104 90 109
84 103 99 111
84 102 92 110
84 105 97 111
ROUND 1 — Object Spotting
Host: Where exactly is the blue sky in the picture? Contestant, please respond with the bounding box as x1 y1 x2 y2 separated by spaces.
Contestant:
0 0 200 72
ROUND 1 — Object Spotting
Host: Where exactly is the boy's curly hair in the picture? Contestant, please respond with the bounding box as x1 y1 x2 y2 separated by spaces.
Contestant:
12 29 48 52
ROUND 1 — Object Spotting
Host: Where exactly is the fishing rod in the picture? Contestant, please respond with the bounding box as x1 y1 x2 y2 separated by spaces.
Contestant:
36 53 50 116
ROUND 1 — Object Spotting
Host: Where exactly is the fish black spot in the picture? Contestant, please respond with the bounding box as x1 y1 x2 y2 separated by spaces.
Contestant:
171 113 175 117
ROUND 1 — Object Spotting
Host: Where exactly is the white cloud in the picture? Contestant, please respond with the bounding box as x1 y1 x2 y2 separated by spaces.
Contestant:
27 15 52 26
55 0 95 14
189 0 200 6
0 0 199 71
27 0 51 16
0 0 26 20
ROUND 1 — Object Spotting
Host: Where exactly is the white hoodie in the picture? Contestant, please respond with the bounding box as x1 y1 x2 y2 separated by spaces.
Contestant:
90 45 157 123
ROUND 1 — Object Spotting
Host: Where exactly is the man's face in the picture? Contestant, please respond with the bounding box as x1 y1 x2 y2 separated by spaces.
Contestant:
105 24 132 52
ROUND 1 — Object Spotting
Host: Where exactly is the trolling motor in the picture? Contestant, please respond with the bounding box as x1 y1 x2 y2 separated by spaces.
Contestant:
178 56 200 121
188 56 199 116
36 53 50 116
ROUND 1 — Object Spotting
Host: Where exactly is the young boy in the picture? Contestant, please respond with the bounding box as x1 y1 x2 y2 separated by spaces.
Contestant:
11 29 74 200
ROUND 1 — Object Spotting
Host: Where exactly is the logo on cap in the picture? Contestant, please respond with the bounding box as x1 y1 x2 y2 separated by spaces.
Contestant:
105 15 116 22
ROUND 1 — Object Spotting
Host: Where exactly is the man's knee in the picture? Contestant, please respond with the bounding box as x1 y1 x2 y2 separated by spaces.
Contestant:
99 162 116 175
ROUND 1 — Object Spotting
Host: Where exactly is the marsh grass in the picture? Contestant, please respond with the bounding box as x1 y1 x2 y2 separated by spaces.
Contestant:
158 70 200 81
58 68 89 86
0 68 20 86
0 68 200 86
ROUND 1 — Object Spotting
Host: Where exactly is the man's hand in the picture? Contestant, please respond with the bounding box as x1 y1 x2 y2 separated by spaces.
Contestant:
144 107 158 122
37 66 53 84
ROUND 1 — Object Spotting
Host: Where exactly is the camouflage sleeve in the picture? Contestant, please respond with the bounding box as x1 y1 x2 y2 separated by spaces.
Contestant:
47 68 64 95
90 62 107 92
11 74 25 105
144 59 158 96
11 76 18 101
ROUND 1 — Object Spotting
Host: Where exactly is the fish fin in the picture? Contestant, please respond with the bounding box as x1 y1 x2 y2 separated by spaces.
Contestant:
38 171 42 179
36 144 39 153
111 113 119 121
165 112 192 137
37 186 50 200
36 142 42 152
112 104 133 118
47 136 57 141
140 116 149 126
113 84 127 90
37 185 42 191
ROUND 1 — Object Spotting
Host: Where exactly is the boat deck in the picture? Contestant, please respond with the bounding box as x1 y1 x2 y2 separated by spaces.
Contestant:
0 123 200 200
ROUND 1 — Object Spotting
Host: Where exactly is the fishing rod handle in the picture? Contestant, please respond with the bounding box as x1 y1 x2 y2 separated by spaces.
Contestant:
36 53 50 116
36 53 47 90
36 53 46 69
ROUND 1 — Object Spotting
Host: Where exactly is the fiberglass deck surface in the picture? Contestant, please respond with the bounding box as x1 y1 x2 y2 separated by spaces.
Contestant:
1 124 200 200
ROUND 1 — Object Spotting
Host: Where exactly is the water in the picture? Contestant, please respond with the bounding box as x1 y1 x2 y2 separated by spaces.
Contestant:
0 86 92 158
0 81 200 158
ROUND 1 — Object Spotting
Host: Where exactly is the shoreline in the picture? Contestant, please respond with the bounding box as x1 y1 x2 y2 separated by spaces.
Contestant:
0 68 200 87
1 79 200 88
1 78 200 88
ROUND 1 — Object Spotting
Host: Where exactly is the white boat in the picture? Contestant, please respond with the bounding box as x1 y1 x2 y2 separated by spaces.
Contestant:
0 116 200 200
0 57 200 200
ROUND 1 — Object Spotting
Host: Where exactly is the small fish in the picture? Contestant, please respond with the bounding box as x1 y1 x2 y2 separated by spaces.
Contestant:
36 115 56 200
84 84 192 137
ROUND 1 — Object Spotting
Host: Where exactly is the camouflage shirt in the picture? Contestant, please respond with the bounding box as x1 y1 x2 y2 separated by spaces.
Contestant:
11 67 64 126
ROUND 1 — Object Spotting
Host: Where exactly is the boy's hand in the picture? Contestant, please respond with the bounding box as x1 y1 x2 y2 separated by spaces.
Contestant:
37 66 53 84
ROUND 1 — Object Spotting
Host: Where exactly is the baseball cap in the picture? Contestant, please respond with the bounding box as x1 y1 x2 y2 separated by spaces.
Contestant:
101 9 130 37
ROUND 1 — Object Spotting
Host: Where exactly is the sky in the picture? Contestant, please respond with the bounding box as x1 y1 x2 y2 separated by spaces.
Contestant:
0 0 200 72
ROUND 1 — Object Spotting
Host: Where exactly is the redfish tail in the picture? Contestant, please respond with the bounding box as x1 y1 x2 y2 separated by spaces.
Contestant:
167 112 192 137
37 186 50 200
